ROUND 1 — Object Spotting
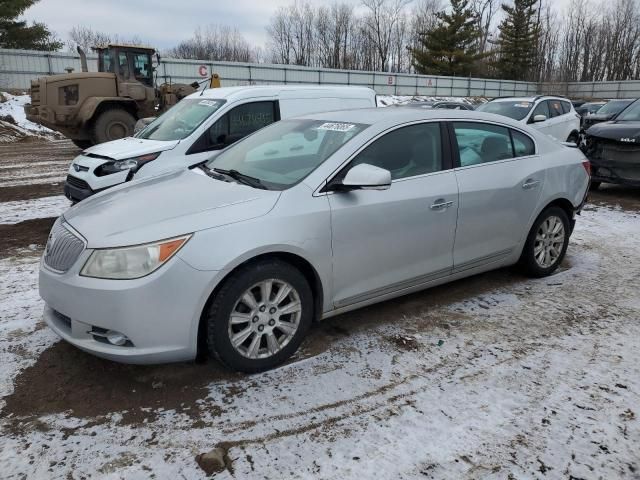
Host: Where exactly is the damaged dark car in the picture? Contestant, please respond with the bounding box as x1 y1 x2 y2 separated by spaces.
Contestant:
582 98 640 189
581 99 634 131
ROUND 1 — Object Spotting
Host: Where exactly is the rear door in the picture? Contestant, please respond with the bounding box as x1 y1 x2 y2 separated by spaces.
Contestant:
450 122 545 271
327 122 459 308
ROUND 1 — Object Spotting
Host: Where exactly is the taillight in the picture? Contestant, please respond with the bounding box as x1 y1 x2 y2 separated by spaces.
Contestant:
582 160 591 176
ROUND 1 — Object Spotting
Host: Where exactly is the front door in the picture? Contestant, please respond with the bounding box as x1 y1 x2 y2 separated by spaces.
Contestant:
328 122 459 308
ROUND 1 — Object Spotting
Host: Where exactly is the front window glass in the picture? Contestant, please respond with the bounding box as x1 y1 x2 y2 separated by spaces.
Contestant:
118 52 130 78
615 100 640 121
132 53 152 84
453 122 514 167
477 101 533 121
597 100 633 115
348 123 442 180
205 119 368 190
137 98 226 141
531 101 550 120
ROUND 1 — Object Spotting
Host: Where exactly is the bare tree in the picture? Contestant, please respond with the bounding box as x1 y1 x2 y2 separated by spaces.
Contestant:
361 0 411 71
168 25 254 62
67 26 142 52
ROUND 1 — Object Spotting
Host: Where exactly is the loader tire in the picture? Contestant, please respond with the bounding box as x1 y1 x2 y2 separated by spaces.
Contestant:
91 108 136 145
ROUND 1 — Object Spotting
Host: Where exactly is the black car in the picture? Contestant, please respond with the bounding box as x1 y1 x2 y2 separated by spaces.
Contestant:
582 99 640 188
581 99 635 131
575 101 607 127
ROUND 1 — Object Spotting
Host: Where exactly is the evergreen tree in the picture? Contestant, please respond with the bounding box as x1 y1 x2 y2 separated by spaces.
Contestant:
0 0 62 50
494 0 540 81
410 0 484 77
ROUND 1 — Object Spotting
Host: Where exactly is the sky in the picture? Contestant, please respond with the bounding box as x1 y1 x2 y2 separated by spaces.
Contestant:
23 0 574 52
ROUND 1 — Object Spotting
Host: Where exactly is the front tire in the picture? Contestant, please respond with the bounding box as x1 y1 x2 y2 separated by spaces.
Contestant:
91 108 136 145
205 259 313 373
519 206 570 277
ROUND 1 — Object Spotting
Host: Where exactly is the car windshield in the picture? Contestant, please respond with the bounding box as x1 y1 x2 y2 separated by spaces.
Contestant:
136 98 226 141
204 119 368 190
614 100 640 121
597 100 632 116
476 101 533 120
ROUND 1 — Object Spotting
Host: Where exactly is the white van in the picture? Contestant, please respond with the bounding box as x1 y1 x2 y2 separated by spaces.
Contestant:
64 85 377 202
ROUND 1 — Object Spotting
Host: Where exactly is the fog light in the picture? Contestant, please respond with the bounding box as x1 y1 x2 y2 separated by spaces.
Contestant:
106 330 129 346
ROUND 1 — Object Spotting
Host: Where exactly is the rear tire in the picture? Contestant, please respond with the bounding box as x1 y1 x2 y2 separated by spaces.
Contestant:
72 139 92 149
91 108 136 145
519 206 570 278
205 259 313 373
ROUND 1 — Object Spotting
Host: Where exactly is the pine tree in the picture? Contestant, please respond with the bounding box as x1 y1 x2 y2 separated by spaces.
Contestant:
0 0 62 51
494 0 540 81
410 0 484 77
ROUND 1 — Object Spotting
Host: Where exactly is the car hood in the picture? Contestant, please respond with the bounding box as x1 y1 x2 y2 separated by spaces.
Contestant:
82 137 179 160
586 121 640 142
64 168 280 248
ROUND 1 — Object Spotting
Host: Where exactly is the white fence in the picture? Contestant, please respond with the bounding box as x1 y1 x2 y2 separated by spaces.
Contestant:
1 48 639 99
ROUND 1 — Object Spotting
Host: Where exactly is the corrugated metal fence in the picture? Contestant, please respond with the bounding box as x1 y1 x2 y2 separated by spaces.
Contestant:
0 48 536 97
1 48 639 98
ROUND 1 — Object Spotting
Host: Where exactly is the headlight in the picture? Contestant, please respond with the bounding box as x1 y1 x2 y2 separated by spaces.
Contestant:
94 152 161 176
80 235 191 279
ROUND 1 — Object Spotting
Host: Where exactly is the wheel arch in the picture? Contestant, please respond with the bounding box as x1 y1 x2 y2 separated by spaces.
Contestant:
518 196 576 260
77 97 138 127
196 251 325 359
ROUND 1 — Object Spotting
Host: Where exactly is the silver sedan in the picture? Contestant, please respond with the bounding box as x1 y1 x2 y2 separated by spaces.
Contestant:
39 108 590 372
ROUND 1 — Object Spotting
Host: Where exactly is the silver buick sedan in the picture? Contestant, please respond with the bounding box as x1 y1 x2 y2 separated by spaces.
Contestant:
40 108 591 372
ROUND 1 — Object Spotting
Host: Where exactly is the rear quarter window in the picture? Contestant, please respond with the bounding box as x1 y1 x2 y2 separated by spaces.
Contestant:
511 130 536 157
561 101 572 114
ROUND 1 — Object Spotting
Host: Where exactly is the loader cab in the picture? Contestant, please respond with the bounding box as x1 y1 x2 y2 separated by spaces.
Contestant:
96 45 154 87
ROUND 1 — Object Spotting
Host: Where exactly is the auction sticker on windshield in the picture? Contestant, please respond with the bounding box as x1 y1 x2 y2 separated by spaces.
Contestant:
317 122 356 132
514 103 532 107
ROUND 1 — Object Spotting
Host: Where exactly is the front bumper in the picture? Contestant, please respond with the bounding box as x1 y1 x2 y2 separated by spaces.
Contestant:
39 253 220 364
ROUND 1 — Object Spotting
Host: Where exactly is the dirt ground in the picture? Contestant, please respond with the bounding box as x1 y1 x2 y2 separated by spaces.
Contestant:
1 140 639 479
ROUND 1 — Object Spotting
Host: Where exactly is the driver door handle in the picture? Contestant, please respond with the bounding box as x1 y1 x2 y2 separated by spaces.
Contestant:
430 199 454 211
522 179 540 190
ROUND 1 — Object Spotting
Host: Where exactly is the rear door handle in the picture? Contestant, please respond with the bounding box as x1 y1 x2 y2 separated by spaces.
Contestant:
430 199 454 211
522 179 540 190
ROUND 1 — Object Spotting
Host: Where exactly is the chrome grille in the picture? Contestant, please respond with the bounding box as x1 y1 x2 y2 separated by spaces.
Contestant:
44 218 85 272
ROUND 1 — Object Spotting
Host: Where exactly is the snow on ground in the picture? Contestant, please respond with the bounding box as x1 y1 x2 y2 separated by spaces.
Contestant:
0 92 58 143
0 196 70 225
0 204 638 479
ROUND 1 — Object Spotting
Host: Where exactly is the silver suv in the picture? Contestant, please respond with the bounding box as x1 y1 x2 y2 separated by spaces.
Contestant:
40 108 590 372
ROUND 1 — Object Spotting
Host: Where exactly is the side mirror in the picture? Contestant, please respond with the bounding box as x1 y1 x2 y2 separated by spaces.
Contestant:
533 114 547 123
335 163 391 192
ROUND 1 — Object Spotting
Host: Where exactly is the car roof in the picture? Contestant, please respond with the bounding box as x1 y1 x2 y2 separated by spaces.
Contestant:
190 85 376 101
490 96 568 103
297 107 529 130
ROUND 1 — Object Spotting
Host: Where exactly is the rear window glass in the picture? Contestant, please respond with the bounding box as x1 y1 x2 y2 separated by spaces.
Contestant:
511 130 536 157
453 122 514 167
549 101 564 117
561 101 572 114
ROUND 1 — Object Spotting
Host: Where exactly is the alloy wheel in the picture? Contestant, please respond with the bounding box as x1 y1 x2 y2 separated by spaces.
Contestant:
228 279 302 359
534 215 566 268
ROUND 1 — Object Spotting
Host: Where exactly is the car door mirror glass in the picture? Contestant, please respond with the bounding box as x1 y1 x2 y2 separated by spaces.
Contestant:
533 114 547 123
339 163 391 191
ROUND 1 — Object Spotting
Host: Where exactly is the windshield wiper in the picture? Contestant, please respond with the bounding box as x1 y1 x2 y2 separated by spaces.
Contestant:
213 168 267 190
198 164 226 181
